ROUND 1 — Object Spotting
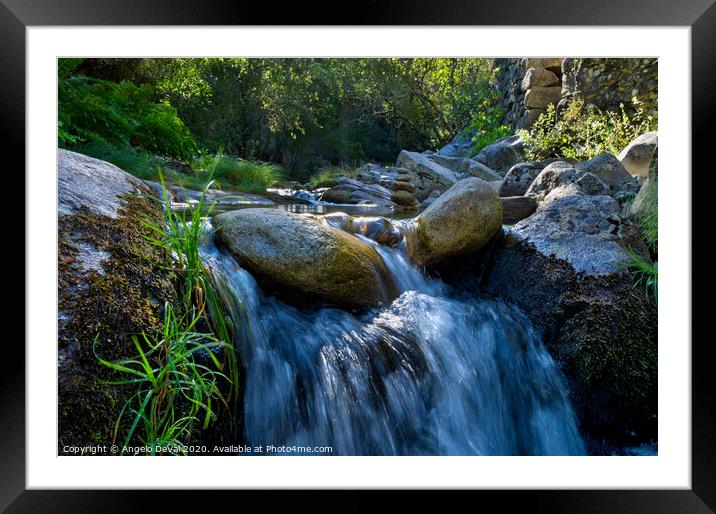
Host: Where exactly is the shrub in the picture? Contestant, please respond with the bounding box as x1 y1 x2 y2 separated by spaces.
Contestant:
468 89 513 156
58 76 199 161
518 97 656 161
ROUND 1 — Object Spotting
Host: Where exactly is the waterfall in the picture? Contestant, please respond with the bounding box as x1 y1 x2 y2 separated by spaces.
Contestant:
201 220 585 456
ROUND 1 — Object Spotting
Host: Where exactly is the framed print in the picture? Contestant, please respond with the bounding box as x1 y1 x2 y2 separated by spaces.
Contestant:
5 0 714 510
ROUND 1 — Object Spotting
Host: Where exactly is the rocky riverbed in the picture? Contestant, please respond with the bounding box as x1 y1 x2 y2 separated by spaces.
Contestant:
57 126 658 455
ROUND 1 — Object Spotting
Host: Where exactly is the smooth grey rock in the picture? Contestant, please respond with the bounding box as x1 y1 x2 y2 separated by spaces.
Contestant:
501 196 537 224
58 149 149 218
473 135 526 174
437 126 478 158
617 131 658 177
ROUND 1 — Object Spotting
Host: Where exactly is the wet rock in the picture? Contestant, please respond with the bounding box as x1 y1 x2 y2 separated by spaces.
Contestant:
483 193 656 450
58 149 181 451
214 208 397 309
323 213 403 247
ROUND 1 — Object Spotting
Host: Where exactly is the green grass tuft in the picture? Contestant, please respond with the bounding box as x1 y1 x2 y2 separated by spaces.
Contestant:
194 154 283 193
621 249 658 303
95 304 230 455
308 165 355 188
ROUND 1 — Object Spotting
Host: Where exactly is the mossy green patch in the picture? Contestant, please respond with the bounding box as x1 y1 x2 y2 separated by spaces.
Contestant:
58 193 180 451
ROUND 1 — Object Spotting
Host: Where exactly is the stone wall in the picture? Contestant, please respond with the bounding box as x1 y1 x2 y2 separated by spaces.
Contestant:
494 58 658 130
561 58 658 115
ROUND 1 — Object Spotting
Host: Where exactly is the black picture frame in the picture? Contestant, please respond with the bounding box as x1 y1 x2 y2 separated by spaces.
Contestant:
4 0 714 510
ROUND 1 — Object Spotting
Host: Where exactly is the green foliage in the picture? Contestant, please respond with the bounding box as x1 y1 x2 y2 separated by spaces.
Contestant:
638 210 658 258
68 58 499 179
518 97 657 161
467 87 513 155
635 180 658 256
622 250 658 303
73 141 166 180
194 154 283 193
58 74 198 161
58 58 83 79
308 165 356 188
95 304 230 454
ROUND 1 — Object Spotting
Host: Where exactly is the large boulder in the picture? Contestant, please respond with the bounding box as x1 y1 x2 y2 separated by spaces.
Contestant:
500 162 546 197
213 208 397 309
424 153 502 182
396 150 460 201
618 131 658 177
524 86 562 109
521 66 560 90
526 161 609 203
576 152 638 191
483 194 656 451
501 196 537 225
59 149 151 218
500 158 579 198
405 178 503 267
472 135 526 174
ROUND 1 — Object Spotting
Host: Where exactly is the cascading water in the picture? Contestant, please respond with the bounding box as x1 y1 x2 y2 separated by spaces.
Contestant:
201 219 585 456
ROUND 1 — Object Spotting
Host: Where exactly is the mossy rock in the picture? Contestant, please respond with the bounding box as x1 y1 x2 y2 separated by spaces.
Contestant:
214 208 398 309
483 231 657 452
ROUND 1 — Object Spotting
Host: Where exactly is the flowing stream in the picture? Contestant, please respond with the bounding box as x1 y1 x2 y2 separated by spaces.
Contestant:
201 220 585 456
